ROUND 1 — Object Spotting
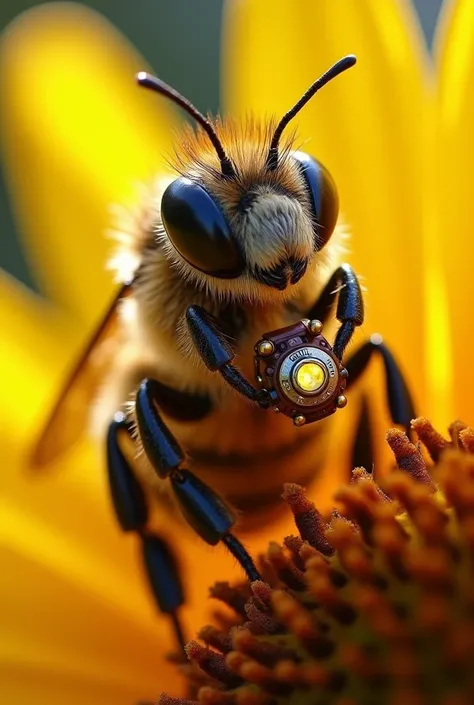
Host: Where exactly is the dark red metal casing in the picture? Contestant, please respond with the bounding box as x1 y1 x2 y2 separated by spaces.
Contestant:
254 320 348 424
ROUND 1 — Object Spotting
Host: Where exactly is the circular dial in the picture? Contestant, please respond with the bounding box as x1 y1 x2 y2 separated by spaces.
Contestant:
277 346 339 408
292 360 327 395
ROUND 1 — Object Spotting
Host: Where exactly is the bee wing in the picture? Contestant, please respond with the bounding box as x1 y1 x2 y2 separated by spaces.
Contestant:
31 283 130 469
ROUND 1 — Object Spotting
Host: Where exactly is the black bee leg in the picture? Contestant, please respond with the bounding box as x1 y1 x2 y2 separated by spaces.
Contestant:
185 305 272 408
308 263 364 360
345 335 416 431
106 413 187 654
135 378 261 583
137 378 213 423
343 338 416 473
350 395 375 473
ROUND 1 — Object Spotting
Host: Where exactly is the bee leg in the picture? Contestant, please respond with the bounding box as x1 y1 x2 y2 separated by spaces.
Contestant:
350 395 375 473
137 378 213 422
307 263 364 359
185 305 272 408
106 413 187 654
344 335 416 431
135 378 261 583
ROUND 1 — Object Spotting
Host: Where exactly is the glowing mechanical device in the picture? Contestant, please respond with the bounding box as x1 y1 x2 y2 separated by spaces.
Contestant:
254 318 348 426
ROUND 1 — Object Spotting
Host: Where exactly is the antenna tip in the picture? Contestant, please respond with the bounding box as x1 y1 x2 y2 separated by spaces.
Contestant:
345 54 357 67
136 71 148 84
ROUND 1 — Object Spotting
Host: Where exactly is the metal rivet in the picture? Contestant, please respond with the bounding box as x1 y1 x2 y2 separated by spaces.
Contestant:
309 319 323 335
258 340 274 356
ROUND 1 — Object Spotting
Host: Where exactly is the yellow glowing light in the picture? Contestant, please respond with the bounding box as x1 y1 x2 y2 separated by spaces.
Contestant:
294 362 326 393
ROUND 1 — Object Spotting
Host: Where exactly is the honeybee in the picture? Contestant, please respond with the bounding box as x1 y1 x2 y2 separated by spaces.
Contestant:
33 55 413 626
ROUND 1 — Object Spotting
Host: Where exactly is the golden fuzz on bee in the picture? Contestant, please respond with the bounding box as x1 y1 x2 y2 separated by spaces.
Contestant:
170 117 308 207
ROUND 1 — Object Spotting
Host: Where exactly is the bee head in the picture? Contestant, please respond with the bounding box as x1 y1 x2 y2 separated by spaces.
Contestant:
137 56 355 300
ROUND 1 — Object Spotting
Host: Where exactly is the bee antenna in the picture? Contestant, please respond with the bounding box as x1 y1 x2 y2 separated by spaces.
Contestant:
266 55 357 171
137 71 236 178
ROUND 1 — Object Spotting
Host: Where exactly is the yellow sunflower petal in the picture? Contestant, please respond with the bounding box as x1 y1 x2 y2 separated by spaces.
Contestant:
0 275 183 701
0 2 175 327
0 270 78 437
434 0 474 425
1 468 185 704
223 0 432 411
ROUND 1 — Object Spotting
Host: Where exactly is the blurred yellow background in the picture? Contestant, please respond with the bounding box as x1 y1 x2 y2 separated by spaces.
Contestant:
3 2 474 704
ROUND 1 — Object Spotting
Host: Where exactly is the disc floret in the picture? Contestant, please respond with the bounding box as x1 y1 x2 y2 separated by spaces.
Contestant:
163 418 474 704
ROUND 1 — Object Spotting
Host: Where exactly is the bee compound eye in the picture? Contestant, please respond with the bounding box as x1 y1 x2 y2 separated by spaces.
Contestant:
161 177 244 278
292 151 339 251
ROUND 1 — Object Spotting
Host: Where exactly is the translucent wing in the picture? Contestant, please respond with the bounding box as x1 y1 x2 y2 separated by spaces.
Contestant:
31 284 130 468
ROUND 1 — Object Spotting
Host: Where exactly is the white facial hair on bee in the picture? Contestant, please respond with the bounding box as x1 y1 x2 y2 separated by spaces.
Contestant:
94 116 348 513
231 187 314 272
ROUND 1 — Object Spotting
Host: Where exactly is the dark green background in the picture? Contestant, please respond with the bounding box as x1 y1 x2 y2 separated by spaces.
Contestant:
0 0 443 291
